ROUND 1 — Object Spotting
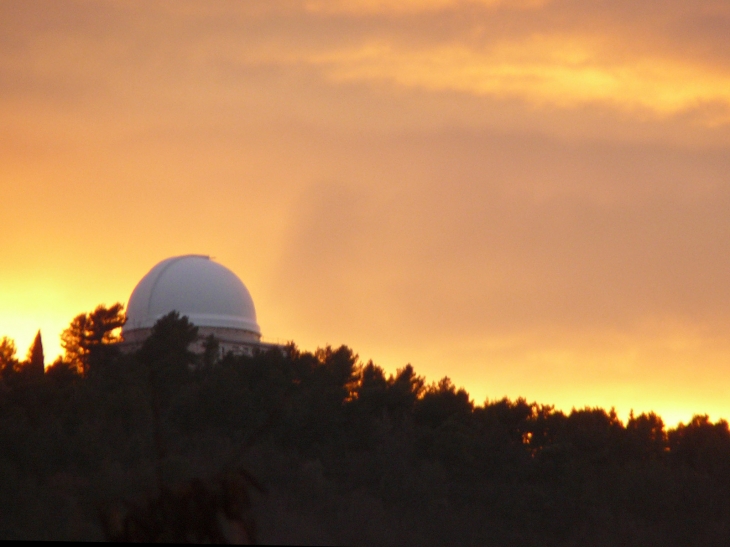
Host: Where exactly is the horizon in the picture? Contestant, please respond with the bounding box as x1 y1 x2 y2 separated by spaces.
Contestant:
3 0 730 429
2 297 722 429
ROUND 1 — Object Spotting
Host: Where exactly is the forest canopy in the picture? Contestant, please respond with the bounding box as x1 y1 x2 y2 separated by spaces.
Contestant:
1 305 730 545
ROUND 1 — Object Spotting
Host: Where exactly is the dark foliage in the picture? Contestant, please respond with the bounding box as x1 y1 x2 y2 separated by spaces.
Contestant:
60 303 125 375
0 336 19 379
99 468 263 543
26 331 44 377
1 309 730 545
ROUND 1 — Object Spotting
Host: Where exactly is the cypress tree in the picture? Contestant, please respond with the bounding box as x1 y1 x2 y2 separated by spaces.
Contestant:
27 329 44 376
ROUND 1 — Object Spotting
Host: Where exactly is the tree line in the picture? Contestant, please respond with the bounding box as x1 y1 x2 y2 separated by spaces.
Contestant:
1 304 730 545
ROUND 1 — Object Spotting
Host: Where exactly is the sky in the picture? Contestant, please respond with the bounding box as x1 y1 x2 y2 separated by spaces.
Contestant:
2 0 730 426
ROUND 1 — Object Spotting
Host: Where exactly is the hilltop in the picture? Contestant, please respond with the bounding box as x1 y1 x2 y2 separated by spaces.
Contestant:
1 306 729 545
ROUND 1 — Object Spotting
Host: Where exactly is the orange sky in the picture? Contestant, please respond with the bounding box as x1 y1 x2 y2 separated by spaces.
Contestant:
2 0 730 426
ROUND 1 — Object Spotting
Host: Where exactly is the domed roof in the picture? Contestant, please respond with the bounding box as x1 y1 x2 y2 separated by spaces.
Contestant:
123 255 261 336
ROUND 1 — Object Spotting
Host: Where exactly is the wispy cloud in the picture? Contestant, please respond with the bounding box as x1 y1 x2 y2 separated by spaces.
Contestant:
306 36 730 119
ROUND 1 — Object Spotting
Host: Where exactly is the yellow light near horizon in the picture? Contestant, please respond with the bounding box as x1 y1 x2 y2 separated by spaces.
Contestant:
355 346 730 429
359 322 730 430
0 267 135 366
0 275 725 428
0 282 73 364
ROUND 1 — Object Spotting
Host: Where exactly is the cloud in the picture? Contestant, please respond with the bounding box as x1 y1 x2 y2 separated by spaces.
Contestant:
3 0 730 129
304 37 730 120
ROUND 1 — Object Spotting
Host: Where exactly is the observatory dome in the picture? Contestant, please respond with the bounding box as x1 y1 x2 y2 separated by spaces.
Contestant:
122 255 261 344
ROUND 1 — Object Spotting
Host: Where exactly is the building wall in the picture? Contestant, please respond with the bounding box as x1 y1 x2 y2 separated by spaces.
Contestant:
120 326 281 358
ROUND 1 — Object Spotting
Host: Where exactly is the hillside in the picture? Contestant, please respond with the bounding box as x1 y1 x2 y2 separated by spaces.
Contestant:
1 308 729 545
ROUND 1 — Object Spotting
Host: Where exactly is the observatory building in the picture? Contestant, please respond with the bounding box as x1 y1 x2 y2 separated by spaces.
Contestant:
122 255 278 356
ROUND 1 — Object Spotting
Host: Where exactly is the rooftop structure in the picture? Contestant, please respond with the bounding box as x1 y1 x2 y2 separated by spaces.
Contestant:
122 255 276 356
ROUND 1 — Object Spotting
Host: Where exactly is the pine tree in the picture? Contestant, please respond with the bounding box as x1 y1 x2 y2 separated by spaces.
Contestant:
60 303 126 374
0 336 18 379
27 330 44 376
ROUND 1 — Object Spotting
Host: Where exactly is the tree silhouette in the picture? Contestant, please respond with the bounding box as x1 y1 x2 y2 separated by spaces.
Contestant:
136 311 199 492
60 303 126 374
386 364 425 416
137 311 198 380
669 415 730 475
201 334 220 369
415 376 473 428
25 330 44 377
6 306 730 544
626 411 666 461
0 336 18 380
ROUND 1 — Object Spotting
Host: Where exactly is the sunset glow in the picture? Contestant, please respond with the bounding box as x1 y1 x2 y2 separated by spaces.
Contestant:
2 0 730 426
313 38 730 117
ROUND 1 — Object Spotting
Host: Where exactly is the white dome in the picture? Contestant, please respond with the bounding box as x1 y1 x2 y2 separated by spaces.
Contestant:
123 255 261 337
